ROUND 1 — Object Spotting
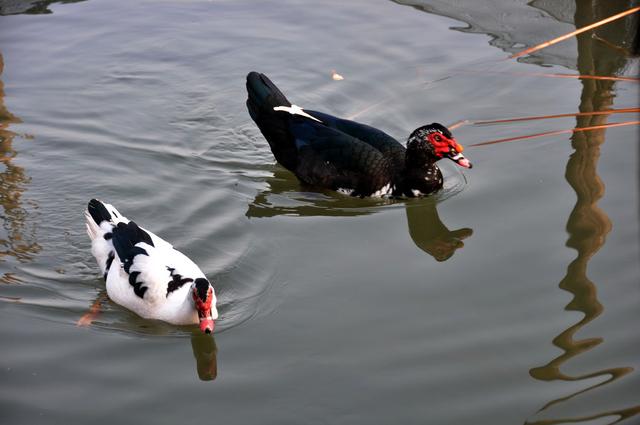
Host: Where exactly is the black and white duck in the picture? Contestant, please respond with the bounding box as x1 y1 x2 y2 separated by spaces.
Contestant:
85 199 217 333
246 71 471 198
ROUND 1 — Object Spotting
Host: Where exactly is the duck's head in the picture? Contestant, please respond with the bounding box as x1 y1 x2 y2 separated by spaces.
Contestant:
192 278 217 334
406 123 471 169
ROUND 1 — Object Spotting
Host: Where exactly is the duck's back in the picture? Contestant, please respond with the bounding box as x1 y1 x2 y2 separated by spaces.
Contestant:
304 110 406 174
288 117 393 195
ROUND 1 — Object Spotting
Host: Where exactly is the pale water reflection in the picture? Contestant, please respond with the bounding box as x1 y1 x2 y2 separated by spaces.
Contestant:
526 1 639 423
0 53 40 283
396 1 639 423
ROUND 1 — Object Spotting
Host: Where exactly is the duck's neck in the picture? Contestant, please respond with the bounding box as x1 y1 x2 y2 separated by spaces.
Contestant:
393 160 443 197
163 284 199 325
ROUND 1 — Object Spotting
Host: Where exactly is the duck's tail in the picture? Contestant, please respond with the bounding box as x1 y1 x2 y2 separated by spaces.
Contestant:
246 72 299 170
246 71 291 120
85 199 128 279
85 199 127 239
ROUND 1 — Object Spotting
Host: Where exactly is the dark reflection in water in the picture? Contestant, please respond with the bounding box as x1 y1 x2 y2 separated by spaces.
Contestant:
394 0 638 69
0 0 86 16
81 290 218 381
405 200 472 261
391 0 638 421
0 53 40 282
526 2 639 424
190 330 218 381
247 167 472 261
246 167 390 218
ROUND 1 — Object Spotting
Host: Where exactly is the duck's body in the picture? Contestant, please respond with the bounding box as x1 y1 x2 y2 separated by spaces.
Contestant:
85 199 217 333
246 72 470 198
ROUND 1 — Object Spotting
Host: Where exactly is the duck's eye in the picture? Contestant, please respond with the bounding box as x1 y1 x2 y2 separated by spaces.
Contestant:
434 135 442 142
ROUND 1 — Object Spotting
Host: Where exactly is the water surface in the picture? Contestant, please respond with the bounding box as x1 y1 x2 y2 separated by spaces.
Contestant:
0 1 638 424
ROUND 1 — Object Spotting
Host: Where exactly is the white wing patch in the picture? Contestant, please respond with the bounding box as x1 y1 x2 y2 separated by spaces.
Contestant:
273 104 322 123
371 183 393 198
337 188 355 196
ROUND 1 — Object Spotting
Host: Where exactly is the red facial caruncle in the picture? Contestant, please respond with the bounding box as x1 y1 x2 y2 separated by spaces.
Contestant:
426 131 472 168
193 285 215 334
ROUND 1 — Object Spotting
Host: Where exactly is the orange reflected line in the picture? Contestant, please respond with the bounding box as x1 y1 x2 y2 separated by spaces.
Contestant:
474 108 640 125
454 69 640 82
542 73 640 82
0 295 21 302
470 121 640 147
448 120 470 130
510 6 640 58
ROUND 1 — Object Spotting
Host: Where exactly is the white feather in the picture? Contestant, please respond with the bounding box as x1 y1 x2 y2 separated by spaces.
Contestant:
85 211 114 275
337 188 355 196
370 183 393 198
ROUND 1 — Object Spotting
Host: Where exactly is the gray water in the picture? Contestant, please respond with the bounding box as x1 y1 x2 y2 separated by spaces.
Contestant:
1 0 639 424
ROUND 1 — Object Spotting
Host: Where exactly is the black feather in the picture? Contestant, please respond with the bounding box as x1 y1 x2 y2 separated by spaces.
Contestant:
246 72 298 170
128 271 141 287
111 221 154 274
290 118 392 195
194 278 210 301
122 246 148 274
103 251 115 281
127 271 148 299
166 267 194 296
246 72 291 111
133 282 147 298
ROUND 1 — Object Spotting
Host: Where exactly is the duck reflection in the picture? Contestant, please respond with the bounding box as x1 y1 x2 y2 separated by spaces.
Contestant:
526 1 639 423
393 0 638 421
190 330 218 381
79 291 218 382
246 167 472 261
405 200 472 261
0 53 40 282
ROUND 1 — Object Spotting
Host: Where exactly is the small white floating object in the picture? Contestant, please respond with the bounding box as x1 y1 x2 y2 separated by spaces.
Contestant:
331 70 344 81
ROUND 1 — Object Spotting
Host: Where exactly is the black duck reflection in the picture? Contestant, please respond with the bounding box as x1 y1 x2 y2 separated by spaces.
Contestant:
246 166 472 261
392 0 638 422
525 1 639 424
405 200 472 261
0 52 40 283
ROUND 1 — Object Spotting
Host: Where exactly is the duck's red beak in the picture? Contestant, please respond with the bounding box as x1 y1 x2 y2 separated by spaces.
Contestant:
199 317 215 334
452 153 472 168
448 142 472 168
